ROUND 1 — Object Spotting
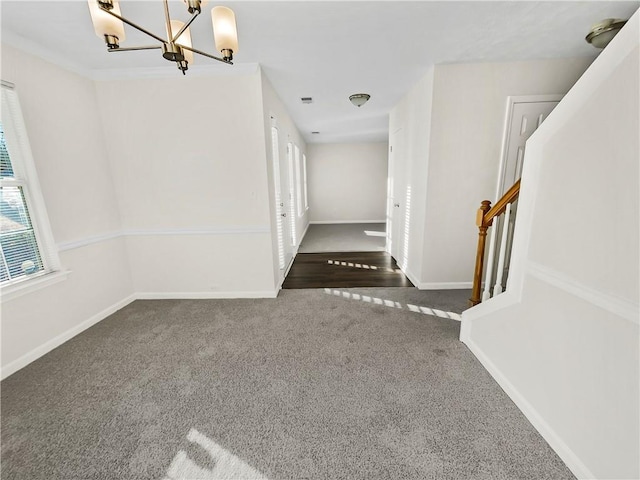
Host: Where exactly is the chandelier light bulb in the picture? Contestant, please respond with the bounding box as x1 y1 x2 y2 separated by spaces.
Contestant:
212 6 239 60
87 0 126 46
87 0 238 74
168 20 194 65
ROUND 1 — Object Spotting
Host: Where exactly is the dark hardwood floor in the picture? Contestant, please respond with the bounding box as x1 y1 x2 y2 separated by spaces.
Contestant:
282 251 414 289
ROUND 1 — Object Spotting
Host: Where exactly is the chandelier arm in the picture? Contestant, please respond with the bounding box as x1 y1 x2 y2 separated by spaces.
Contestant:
163 0 173 42
181 45 232 65
99 5 167 44
172 11 199 42
107 45 163 52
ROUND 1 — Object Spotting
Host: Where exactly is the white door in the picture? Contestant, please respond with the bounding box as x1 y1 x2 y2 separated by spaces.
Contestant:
286 143 297 249
497 97 561 197
270 126 293 277
494 96 560 287
387 127 406 262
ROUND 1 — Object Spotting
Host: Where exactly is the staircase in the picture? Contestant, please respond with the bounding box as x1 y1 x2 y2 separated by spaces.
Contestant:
470 179 521 306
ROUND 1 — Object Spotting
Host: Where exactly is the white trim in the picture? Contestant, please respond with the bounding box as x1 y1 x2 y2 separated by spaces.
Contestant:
392 262 471 291
57 231 122 252
309 220 386 224
284 256 296 278
92 63 259 81
124 226 270 236
299 221 310 243
495 94 564 202
462 337 596 480
401 267 420 288
2 84 62 276
0 270 70 302
417 281 472 290
56 227 271 252
136 291 278 300
1 287 281 378
2 32 259 82
527 261 639 325
1 294 136 380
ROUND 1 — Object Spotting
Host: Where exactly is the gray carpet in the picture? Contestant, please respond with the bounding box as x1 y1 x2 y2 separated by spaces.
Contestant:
1 290 574 480
336 287 471 315
298 223 386 253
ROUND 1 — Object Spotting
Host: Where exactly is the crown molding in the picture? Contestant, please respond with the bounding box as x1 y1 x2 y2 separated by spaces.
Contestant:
2 30 259 82
91 62 259 81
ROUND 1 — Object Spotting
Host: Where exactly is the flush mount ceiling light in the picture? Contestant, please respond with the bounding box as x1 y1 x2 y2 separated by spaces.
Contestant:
87 0 239 75
349 93 371 107
585 18 627 49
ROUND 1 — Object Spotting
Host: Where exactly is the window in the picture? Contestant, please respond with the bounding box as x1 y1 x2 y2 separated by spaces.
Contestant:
1 83 59 290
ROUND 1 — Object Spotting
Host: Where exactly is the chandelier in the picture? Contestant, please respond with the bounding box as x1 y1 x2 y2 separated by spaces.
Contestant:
87 0 239 75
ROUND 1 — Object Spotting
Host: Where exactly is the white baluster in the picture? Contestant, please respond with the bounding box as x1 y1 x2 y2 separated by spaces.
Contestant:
493 203 512 296
482 216 499 301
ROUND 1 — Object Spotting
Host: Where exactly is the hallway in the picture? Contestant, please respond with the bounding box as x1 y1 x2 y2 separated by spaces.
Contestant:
282 251 413 289
298 223 386 253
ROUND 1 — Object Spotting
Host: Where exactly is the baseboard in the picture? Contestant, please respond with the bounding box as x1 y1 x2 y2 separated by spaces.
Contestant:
136 291 279 299
299 221 310 243
462 337 596 480
402 268 420 288
1 294 136 380
1 288 281 379
309 220 386 224
417 281 472 290
397 268 471 291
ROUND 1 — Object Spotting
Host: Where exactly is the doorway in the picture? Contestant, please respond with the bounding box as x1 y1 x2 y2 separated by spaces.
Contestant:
270 122 294 282
490 95 562 292
496 95 562 198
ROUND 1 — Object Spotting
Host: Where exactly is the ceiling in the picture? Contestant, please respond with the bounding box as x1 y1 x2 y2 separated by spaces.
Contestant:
2 1 638 144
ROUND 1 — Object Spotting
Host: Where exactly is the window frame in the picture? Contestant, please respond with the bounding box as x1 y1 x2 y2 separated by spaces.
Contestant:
1 81 64 299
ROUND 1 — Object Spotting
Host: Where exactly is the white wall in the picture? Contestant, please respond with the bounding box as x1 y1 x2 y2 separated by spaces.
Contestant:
1 51 301 377
0 45 134 376
389 57 593 288
422 57 593 285
260 71 308 286
388 69 434 284
307 143 388 223
94 71 278 297
462 12 639 480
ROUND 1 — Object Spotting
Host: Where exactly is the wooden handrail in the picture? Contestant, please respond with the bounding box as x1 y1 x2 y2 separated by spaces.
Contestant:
469 180 521 306
483 179 521 227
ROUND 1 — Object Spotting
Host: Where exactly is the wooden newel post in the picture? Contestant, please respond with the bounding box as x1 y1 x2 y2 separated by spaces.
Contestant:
470 200 492 307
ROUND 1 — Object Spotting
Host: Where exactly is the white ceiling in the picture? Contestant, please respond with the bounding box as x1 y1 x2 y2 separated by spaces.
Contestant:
2 1 638 144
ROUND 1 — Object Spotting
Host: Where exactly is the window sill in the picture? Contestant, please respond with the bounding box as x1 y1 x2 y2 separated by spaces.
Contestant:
1 270 70 302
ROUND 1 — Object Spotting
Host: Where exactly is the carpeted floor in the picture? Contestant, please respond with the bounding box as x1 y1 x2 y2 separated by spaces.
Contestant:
1 289 574 480
298 223 386 253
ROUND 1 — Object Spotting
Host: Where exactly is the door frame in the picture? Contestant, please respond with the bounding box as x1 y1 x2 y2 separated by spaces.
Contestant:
386 127 403 260
269 115 294 285
494 94 564 201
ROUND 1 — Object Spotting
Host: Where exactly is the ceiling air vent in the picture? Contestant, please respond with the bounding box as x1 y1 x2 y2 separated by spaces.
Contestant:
311 131 320 135
301 97 313 104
